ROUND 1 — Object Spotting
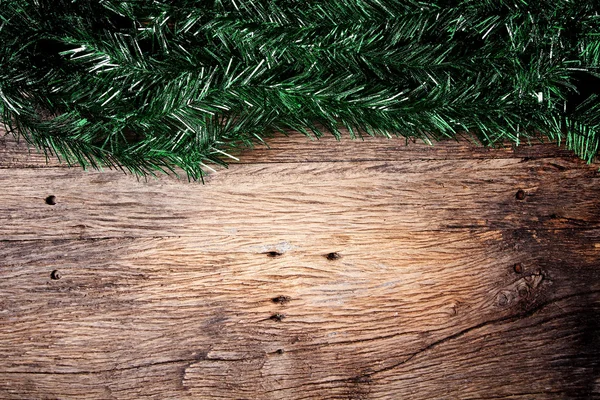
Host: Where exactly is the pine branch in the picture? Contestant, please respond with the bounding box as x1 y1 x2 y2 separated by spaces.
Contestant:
0 0 599 180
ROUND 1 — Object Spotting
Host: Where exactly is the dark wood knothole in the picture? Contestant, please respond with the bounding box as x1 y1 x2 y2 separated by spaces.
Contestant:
515 190 525 200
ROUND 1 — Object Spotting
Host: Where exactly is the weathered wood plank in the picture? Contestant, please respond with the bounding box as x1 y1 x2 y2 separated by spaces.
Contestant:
0 127 584 169
0 130 66 168
1 157 599 241
0 229 598 399
2 127 599 399
234 133 582 163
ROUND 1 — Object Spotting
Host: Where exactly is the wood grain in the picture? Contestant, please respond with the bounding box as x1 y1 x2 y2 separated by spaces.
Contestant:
0 126 584 168
1 128 599 399
1 230 599 399
1 157 599 241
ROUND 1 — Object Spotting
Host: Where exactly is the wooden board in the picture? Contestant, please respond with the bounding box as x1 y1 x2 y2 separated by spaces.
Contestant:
1 129 599 399
0 128 583 168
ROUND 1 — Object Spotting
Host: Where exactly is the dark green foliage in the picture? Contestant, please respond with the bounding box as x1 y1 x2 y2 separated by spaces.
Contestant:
1 1 599 180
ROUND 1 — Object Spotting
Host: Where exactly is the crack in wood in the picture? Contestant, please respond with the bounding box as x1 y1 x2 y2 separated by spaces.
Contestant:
462 391 571 400
0 354 264 376
331 289 600 384
1 225 599 246
7 290 596 388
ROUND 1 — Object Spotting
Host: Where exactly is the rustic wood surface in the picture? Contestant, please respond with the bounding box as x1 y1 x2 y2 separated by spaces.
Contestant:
1 129 599 399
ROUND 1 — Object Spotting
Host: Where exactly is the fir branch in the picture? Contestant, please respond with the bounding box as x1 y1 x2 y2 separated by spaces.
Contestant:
0 0 599 180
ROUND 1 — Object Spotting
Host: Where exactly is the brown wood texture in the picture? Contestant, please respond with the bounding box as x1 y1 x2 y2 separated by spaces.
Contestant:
1 129 600 399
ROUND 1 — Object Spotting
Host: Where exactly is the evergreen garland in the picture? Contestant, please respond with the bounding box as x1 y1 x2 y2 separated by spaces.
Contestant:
1 1 599 181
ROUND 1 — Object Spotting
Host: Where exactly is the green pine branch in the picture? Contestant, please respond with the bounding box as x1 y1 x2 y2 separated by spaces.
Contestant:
1 0 599 180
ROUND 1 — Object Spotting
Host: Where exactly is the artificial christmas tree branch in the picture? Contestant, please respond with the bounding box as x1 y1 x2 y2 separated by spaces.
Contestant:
1 0 599 181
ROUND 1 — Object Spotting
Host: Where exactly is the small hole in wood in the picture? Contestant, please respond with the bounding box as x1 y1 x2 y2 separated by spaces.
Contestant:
266 251 282 258
325 252 341 261
275 349 284 355
549 213 558 219
45 195 57 205
515 190 526 200
50 270 61 280
513 263 523 274
272 295 291 305
270 313 285 322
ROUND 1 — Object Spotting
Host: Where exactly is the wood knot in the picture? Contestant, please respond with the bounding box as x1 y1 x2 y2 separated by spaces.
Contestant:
45 195 57 205
515 190 526 200
265 251 282 258
325 252 341 261
50 270 61 280
275 349 284 355
517 282 530 298
449 302 460 316
496 269 545 308
496 291 514 307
